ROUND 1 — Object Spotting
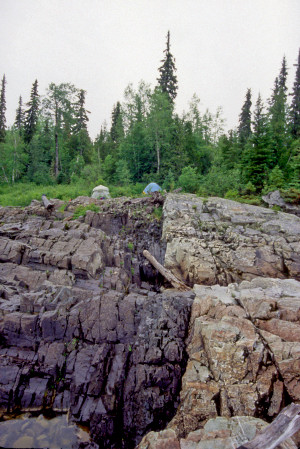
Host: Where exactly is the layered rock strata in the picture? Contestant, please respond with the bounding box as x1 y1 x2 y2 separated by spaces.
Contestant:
1 193 300 449
0 196 194 448
163 194 300 285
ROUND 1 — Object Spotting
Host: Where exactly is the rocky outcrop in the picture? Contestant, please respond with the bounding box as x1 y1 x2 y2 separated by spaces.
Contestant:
0 193 300 449
0 195 194 448
166 278 300 438
262 190 300 217
137 416 297 449
163 194 300 286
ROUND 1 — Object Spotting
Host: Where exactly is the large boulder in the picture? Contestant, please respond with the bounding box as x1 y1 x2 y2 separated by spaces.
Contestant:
91 184 110 199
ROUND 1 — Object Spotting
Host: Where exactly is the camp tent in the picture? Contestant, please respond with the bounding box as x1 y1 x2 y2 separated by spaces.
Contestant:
143 182 162 194
91 185 111 199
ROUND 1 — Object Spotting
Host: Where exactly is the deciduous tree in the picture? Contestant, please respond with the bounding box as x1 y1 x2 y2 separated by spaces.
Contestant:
0 75 7 142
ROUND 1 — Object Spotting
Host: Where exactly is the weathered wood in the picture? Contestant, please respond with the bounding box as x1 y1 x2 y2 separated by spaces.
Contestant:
143 249 191 291
237 403 300 449
41 194 54 211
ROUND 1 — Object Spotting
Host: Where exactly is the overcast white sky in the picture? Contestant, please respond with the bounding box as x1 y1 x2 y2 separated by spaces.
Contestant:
1 0 300 139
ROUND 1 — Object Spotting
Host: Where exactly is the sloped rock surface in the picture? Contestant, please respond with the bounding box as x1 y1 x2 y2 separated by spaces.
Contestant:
1 193 300 449
163 194 300 286
137 416 297 449
0 196 195 448
164 278 300 443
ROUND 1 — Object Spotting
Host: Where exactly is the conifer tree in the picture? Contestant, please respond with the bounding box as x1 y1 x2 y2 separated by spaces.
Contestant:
0 74 7 142
157 31 178 103
73 89 89 132
110 102 124 143
291 48 300 138
14 96 25 134
24 79 40 144
238 88 252 147
269 56 289 166
243 94 272 190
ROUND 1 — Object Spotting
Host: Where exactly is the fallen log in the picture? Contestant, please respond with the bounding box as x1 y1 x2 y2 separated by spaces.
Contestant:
237 403 300 449
41 194 54 211
143 249 191 291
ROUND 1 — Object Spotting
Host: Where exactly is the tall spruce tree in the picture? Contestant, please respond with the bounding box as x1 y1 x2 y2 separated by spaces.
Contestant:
24 79 40 144
157 31 178 103
70 89 91 161
238 88 252 147
243 94 272 190
14 96 25 134
110 102 124 144
269 56 289 166
0 74 7 142
291 48 300 138
73 89 89 132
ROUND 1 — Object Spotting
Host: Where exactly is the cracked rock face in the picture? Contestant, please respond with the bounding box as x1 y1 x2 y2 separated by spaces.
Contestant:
137 416 297 449
0 196 194 448
1 193 300 449
163 194 300 286
138 278 300 448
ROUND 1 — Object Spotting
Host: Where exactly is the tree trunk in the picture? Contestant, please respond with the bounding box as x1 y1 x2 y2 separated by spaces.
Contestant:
55 132 59 177
143 250 190 291
237 403 300 449
1 166 9 183
155 132 160 174
41 194 54 211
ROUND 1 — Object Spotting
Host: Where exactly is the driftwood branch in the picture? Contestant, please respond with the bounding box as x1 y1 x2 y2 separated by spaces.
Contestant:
41 194 54 211
143 249 191 291
237 403 300 449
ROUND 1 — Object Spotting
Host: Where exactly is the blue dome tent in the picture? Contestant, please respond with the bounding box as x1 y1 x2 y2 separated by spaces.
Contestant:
143 182 162 195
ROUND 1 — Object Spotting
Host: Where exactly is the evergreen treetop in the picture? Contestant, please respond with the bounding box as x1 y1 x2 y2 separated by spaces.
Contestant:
24 79 40 144
238 88 252 147
15 96 25 133
157 31 178 103
291 48 300 138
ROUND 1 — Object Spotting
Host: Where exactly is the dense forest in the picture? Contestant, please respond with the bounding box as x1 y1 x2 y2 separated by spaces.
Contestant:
0 32 299 205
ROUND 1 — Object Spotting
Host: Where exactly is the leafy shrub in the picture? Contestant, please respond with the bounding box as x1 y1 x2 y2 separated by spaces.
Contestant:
72 203 100 220
178 166 199 193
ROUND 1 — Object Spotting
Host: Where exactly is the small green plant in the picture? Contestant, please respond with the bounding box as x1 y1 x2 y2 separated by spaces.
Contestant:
272 205 282 212
152 205 163 221
131 267 135 275
72 203 100 220
192 205 197 210
58 203 67 213
127 242 134 251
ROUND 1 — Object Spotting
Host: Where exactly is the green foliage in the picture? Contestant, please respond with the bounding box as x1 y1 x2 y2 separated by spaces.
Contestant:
280 187 300 204
1 47 299 210
152 205 163 220
72 203 100 220
266 165 285 190
115 159 131 186
243 181 257 195
0 75 7 142
162 169 175 191
0 182 91 207
127 242 134 251
157 31 178 103
178 166 199 193
198 167 241 197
